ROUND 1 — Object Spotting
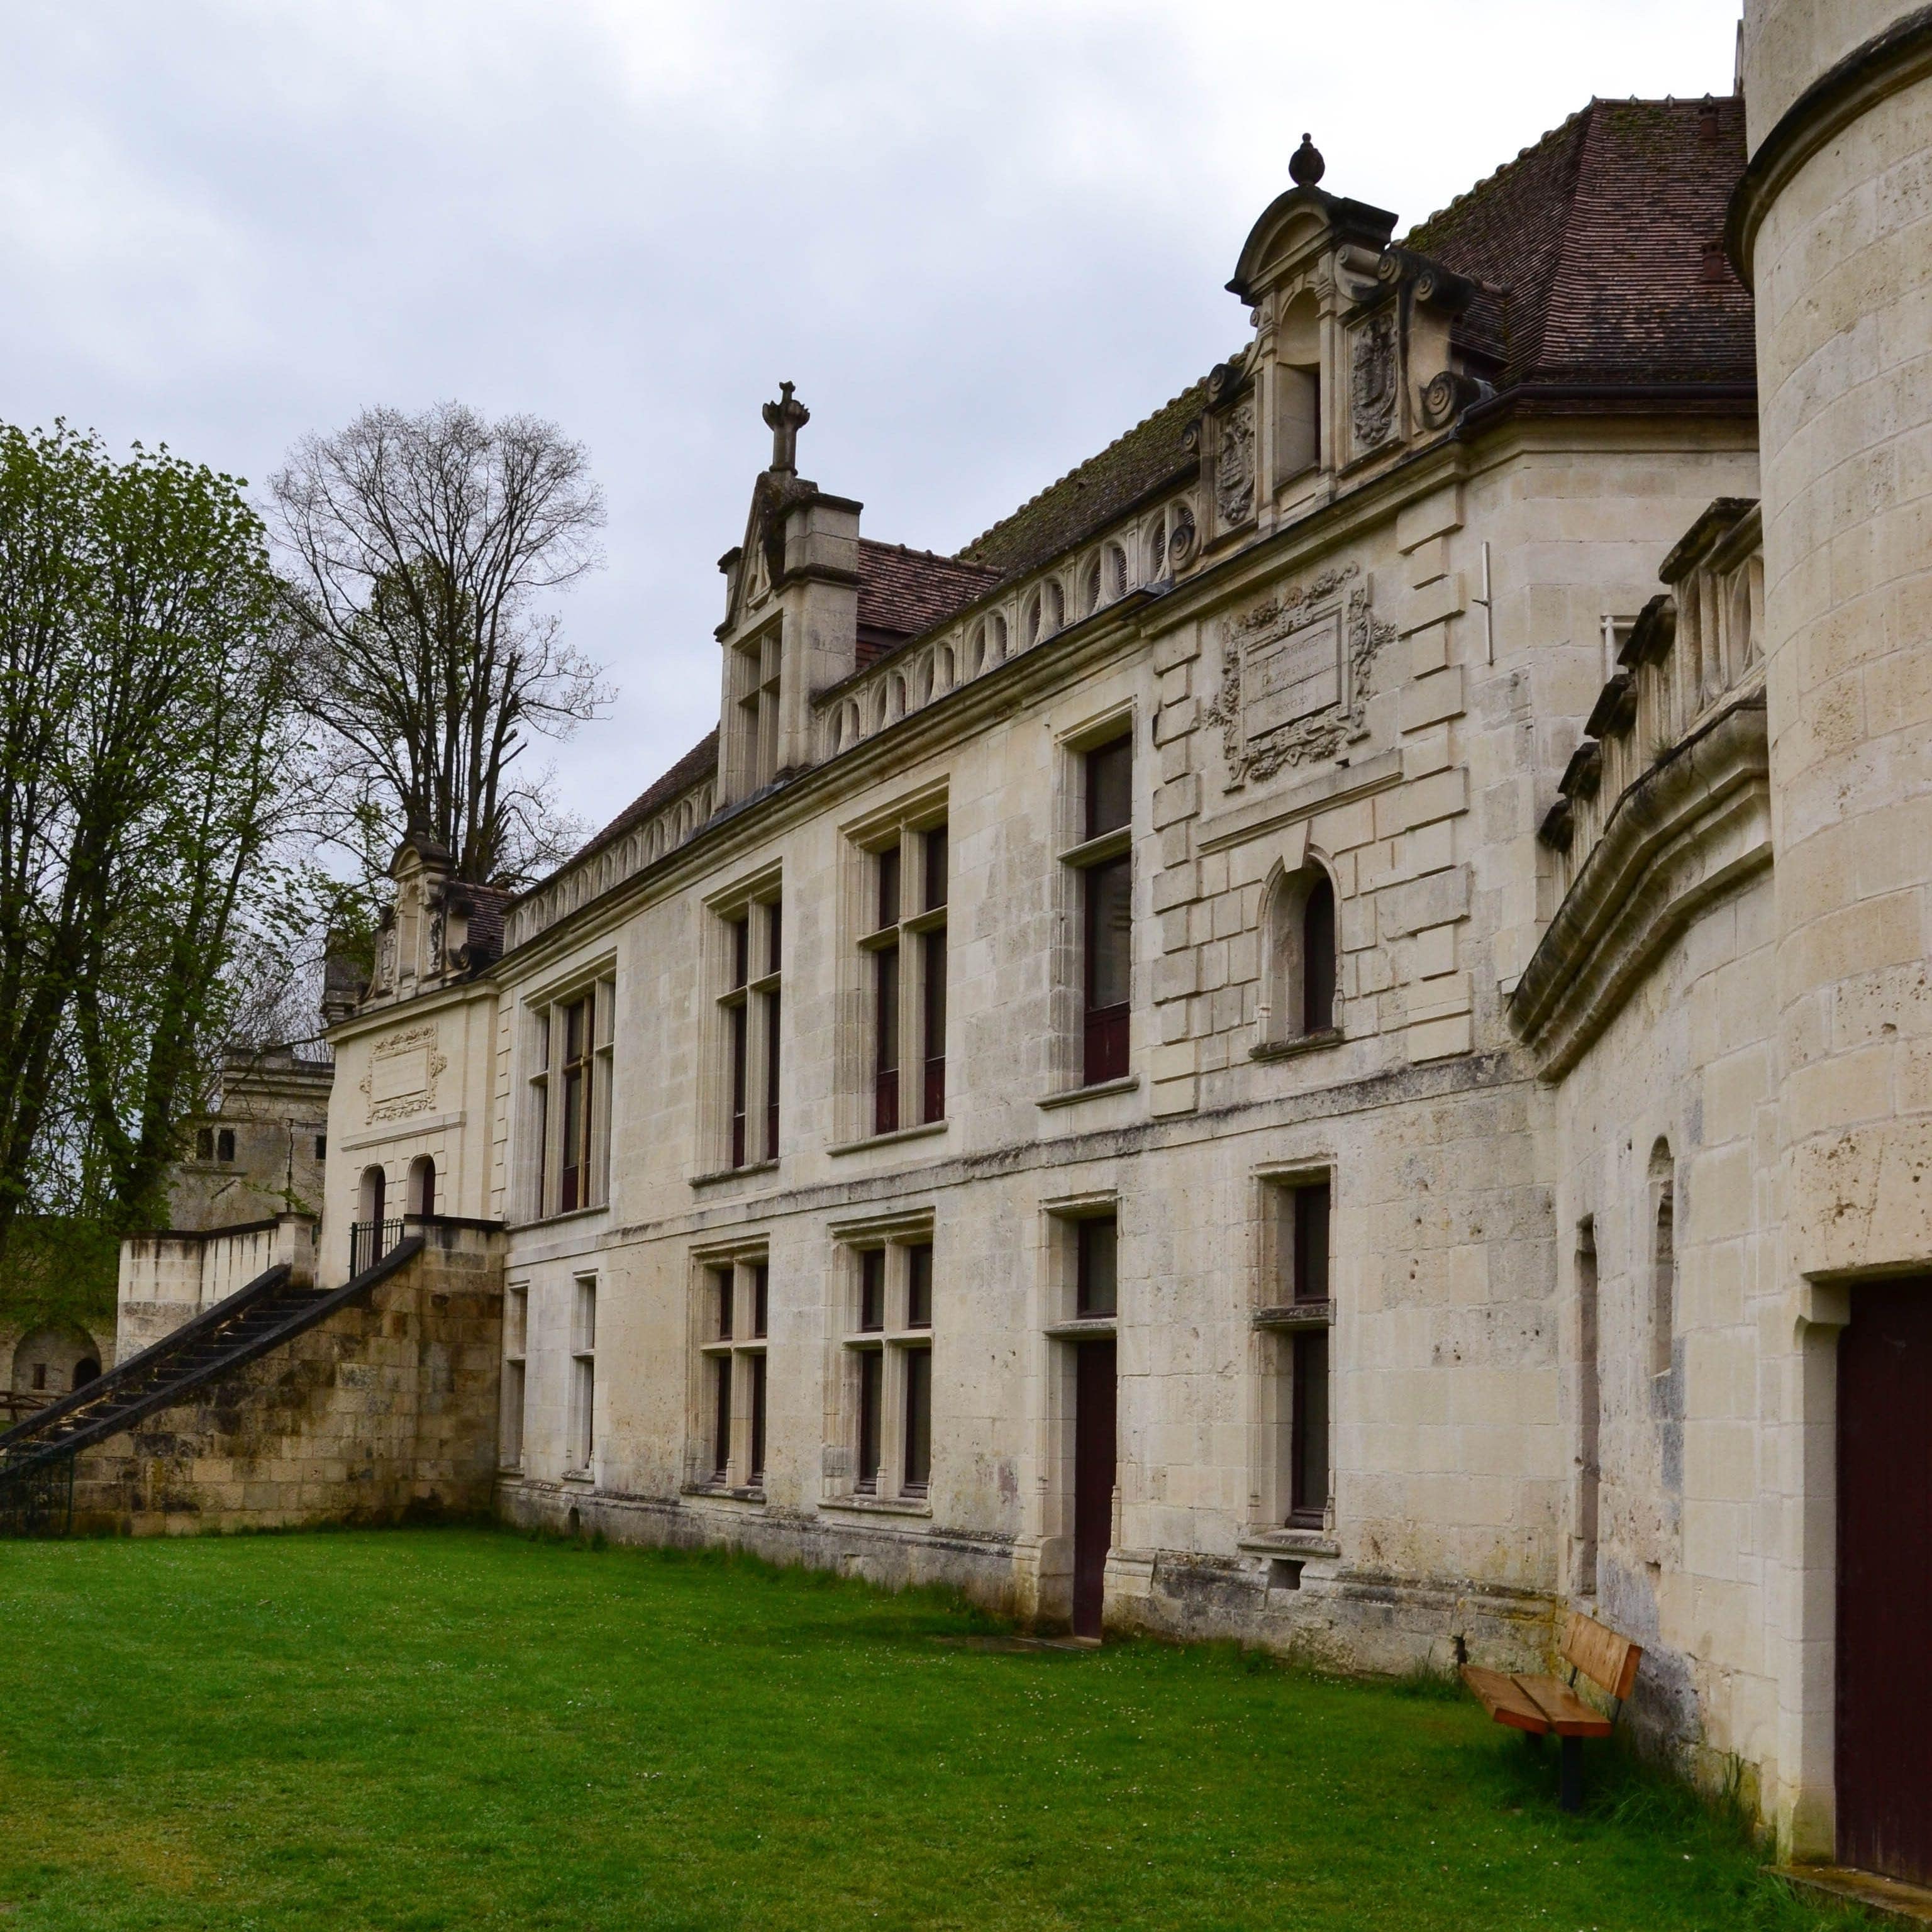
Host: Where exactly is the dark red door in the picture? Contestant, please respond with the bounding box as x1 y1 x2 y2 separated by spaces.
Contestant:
1073 1340 1117 1639
1838 1279 1932 1885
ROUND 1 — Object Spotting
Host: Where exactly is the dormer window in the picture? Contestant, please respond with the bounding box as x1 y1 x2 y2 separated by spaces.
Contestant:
732 626 782 793
1275 290 1323 482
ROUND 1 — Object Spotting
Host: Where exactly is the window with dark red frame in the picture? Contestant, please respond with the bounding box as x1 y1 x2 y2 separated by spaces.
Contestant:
558 991 594 1213
701 1254 770 1492
718 897 780 1169
1079 736 1132 1085
865 824 948 1136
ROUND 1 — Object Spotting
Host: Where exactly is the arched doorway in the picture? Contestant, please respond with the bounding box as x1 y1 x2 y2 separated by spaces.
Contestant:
11 1323 103 1408
408 1154 436 1219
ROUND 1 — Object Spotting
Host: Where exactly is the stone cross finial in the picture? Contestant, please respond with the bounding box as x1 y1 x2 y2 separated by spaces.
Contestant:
1289 133 1325 187
762 381 810 475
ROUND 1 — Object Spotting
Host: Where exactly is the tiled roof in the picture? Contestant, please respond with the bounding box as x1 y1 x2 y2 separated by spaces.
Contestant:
526 97 1755 931
550 729 719 885
459 882 510 965
856 541 1001 665
1405 96 1754 389
955 379 1209 581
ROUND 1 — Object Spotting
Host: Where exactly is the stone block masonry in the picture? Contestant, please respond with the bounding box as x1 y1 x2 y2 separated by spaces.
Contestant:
73 1221 503 1535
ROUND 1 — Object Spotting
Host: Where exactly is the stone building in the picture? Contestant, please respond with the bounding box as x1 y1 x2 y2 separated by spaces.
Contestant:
57 0 1925 1886
170 1045 335 1230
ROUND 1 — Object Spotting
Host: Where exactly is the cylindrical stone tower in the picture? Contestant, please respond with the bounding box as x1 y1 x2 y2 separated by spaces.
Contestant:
1732 0 1932 1874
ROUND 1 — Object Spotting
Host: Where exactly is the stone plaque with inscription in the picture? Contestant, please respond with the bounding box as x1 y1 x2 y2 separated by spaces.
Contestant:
1243 609 1341 739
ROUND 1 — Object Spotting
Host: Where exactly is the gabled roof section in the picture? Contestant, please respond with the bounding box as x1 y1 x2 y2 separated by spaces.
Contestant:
955 379 1208 581
1405 96 1753 390
856 541 1001 667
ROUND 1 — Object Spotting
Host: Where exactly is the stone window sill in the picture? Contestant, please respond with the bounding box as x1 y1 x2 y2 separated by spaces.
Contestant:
513 1201 609 1231
1037 1074 1139 1111
1045 1318 1118 1342
690 1159 779 1189
1251 1028 1343 1063
827 1120 949 1157
1239 1528 1339 1560
821 1493 932 1518
683 1482 767 1506
562 1468 595 1485
1253 1300 1334 1331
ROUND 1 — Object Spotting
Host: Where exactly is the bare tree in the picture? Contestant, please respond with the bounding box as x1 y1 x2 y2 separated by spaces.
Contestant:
270 402 611 888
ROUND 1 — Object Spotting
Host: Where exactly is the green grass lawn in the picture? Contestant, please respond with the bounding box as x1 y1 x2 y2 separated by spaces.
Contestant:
0 1528 1869 1931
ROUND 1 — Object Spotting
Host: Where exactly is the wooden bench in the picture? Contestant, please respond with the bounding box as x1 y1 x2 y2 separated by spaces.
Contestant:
1462 1610 1643 1813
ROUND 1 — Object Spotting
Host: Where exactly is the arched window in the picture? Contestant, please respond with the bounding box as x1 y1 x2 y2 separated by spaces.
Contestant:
359 1164 386 1229
72 1357 99 1389
408 1154 436 1218
1262 862 1340 1046
1650 1141 1675 1376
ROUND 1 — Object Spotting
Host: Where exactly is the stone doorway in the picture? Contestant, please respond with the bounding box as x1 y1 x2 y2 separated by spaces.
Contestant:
1836 1278 1932 1887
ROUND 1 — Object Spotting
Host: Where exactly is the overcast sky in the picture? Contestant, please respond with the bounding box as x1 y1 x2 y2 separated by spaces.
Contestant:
1 0 1740 843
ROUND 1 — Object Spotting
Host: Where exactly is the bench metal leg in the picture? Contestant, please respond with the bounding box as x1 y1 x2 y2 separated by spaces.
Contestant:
1559 1735 1583 1813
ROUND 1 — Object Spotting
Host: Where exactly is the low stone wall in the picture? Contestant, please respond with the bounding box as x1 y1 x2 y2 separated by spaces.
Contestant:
497 1477 1026 1615
494 1475 1553 1675
73 1220 503 1535
116 1214 319 1358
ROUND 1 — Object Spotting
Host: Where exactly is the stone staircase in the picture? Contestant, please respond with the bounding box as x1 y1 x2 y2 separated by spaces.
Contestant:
0 1243 423 1533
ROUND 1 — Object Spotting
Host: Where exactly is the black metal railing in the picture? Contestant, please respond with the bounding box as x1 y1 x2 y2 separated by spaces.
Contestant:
348 1218 406 1278
0 1448 74 1537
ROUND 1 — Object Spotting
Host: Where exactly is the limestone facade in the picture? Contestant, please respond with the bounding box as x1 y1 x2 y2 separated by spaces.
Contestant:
311 30 1932 1870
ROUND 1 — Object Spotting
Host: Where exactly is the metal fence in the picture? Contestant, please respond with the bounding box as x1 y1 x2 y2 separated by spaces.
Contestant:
348 1218 406 1278
0 1450 74 1537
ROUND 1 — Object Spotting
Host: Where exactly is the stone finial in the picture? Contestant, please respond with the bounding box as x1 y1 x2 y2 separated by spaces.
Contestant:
762 380 810 475
1289 132 1325 188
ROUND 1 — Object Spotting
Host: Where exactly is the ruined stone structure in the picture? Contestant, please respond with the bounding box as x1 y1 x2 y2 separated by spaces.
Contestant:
169 1045 334 1230
20 0 1921 1885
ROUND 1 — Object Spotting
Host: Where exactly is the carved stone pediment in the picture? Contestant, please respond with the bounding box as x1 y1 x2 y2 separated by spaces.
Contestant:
1206 565 1396 786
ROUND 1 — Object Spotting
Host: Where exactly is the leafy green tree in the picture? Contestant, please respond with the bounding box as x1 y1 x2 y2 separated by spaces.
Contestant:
0 421 299 1267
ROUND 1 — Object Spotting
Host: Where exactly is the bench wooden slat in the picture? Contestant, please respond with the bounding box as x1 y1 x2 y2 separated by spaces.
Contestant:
1561 1609 1642 1701
1461 1665 1552 1734
1514 1674 1614 1738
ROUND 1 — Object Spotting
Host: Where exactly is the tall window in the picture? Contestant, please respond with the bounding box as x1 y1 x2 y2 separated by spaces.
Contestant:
1261 862 1340 1048
1650 1141 1675 1377
1257 1174 1334 1532
1076 1216 1118 1318
858 816 948 1137
1575 1219 1600 1596
569 1277 597 1475
696 1251 770 1491
713 891 782 1170
526 975 616 1217
502 1285 528 1470
408 1153 436 1218
1062 733 1132 1087
731 625 782 796
841 1235 936 1502
559 993 594 1212
216 1128 236 1163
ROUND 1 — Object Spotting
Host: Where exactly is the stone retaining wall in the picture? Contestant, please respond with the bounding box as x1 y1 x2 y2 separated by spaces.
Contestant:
72 1221 502 1535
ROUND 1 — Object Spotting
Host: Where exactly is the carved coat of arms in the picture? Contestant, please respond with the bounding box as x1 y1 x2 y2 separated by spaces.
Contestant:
1204 564 1396 786
1351 311 1399 452
1215 399 1257 528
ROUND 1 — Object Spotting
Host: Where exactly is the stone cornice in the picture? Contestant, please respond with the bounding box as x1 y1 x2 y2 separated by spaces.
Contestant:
1509 696 1770 1079
1727 4 1932 284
